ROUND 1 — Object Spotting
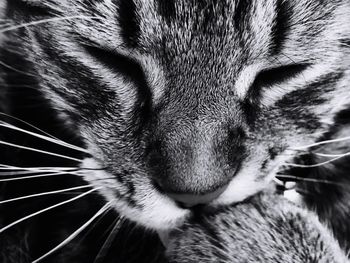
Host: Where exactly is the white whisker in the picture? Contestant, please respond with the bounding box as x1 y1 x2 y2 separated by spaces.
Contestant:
94 216 125 263
0 188 101 234
0 185 92 204
314 152 350 158
0 164 78 172
0 16 98 33
32 201 113 263
0 121 89 154
0 172 68 182
0 112 59 140
0 140 82 162
291 136 350 150
284 152 350 168
0 164 102 176
0 170 68 176
0 60 37 77
276 174 344 186
0 171 84 182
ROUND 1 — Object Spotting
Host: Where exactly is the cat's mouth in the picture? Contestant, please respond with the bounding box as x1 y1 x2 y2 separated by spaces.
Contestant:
167 185 229 208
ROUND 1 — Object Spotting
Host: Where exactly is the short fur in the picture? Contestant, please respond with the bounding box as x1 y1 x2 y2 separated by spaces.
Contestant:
167 191 349 263
0 0 350 262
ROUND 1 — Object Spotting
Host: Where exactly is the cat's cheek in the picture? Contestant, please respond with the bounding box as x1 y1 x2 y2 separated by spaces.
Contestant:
80 158 190 230
211 148 272 205
212 167 269 206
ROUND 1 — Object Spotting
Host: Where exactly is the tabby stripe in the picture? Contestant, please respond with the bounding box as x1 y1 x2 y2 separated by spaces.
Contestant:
82 0 104 7
38 31 152 122
270 0 291 55
249 64 310 94
233 0 252 48
334 108 350 126
7 0 52 17
276 72 344 130
198 220 228 260
242 63 309 124
156 0 176 24
276 72 344 108
233 0 251 33
82 44 152 120
34 34 117 119
115 0 140 48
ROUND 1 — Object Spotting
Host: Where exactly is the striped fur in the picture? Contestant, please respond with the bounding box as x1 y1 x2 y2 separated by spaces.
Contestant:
167 191 349 263
0 0 350 261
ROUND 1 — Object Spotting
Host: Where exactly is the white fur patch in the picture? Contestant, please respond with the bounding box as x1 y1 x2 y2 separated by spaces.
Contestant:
213 149 270 205
80 158 189 230
283 189 303 206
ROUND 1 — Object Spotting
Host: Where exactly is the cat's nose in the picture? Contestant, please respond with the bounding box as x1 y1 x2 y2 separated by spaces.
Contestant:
165 184 228 208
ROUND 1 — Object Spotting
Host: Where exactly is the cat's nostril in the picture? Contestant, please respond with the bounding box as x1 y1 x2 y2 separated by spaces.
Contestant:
166 184 228 208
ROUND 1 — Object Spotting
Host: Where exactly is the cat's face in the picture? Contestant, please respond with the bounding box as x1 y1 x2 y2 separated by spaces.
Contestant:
7 0 350 229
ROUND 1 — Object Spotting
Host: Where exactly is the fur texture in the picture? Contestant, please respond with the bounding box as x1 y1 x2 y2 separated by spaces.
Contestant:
167 191 349 263
0 0 350 262
1 0 349 229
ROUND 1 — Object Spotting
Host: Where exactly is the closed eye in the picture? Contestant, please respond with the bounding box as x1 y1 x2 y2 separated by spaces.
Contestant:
256 63 310 86
81 44 147 89
253 63 309 90
81 43 152 112
246 63 310 101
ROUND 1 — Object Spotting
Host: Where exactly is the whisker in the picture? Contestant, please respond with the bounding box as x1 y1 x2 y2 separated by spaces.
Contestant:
0 140 82 162
284 152 350 168
70 207 112 252
0 16 98 33
0 185 92 204
0 121 89 154
0 60 37 77
313 152 350 158
0 171 84 182
0 170 56 176
0 164 106 173
0 188 101 234
290 136 350 150
0 164 78 175
0 170 75 176
0 112 59 140
0 165 79 175
0 164 79 172
276 174 344 186
0 165 106 180
32 201 113 263
94 216 125 263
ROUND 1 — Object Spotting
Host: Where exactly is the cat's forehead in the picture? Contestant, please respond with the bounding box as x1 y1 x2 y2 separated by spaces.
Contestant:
136 1 274 50
131 1 275 79
44 0 347 55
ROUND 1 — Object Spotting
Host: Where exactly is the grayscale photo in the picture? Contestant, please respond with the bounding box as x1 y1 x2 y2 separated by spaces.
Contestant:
0 0 349 262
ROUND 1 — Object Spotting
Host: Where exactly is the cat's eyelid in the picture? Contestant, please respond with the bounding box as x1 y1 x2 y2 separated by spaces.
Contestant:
235 63 265 99
236 62 310 99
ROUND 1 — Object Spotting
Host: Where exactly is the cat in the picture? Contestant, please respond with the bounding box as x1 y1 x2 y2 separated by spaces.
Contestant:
0 0 350 262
